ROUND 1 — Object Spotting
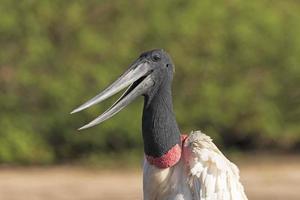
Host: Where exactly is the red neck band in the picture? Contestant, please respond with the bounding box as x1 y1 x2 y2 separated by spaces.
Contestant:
145 134 188 168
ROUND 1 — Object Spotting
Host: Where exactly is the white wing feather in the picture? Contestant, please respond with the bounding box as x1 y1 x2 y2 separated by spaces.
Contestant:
183 131 248 200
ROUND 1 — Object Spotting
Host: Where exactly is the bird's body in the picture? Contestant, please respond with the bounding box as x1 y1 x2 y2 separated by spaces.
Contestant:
72 49 248 200
143 131 247 200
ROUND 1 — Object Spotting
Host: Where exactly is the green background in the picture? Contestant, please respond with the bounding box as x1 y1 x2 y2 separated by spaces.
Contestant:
0 0 299 164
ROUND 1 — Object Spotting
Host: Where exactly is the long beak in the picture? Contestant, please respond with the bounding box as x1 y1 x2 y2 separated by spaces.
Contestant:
71 61 154 130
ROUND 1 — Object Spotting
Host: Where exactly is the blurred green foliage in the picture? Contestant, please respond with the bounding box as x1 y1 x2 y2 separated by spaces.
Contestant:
0 0 299 164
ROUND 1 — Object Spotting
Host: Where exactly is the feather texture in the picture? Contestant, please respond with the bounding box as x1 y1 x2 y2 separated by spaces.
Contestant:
183 131 248 200
143 130 248 200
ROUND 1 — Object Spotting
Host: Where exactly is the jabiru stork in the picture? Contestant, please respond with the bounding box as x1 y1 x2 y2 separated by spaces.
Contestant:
71 49 248 200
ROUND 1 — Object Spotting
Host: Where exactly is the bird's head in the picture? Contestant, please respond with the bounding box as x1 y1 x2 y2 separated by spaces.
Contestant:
71 49 175 130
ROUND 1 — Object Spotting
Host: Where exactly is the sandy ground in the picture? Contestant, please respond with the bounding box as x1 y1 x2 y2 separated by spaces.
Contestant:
0 156 299 200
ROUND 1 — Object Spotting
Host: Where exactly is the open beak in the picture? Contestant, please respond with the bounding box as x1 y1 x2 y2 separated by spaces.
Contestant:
71 60 154 130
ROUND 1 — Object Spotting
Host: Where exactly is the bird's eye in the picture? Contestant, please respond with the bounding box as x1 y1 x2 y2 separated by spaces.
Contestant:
152 54 161 62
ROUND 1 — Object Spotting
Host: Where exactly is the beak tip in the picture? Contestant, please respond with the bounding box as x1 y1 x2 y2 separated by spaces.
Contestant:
78 122 94 130
78 125 88 131
70 107 81 114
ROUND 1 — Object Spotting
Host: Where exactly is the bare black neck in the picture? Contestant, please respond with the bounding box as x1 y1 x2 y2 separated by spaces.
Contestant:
142 82 181 157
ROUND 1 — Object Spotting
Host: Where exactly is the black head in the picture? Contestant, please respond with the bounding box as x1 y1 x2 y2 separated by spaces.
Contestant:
138 49 175 101
71 49 175 129
139 49 174 75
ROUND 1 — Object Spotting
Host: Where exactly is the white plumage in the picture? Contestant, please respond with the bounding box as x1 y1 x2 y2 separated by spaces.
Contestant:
143 131 248 200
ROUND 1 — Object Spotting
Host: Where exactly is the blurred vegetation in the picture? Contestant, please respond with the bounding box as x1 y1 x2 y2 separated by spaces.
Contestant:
0 0 299 164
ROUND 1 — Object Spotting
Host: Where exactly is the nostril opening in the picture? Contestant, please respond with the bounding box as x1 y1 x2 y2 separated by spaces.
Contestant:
166 64 170 68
